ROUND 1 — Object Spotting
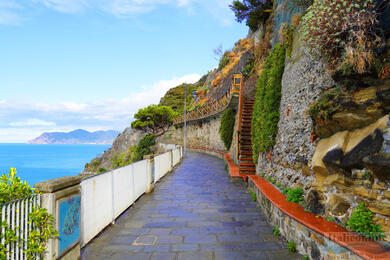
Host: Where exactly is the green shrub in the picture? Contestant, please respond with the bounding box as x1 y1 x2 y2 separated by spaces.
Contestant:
303 255 310 260
133 134 156 162
282 187 292 195
363 170 371 180
252 43 288 162
249 190 257 202
301 0 381 74
287 187 304 203
230 0 273 31
276 182 281 188
260 172 265 177
326 217 335 222
242 57 255 79
288 240 297 252
219 108 236 150
0 169 58 259
347 203 385 240
97 168 107 174
273 226 281 236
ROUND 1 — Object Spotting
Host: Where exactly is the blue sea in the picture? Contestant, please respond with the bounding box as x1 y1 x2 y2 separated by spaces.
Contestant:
0 144 110 186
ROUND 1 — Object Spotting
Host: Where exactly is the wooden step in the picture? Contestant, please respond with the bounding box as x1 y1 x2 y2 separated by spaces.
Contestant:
240 152 253 156
239 162 256 167
239 168 256 174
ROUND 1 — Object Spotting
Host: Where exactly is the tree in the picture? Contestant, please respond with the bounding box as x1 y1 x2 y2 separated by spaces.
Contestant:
230 0 273 31
131 105 178 136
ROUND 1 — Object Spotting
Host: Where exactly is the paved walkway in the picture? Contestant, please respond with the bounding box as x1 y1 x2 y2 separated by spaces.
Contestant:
81 152 301 260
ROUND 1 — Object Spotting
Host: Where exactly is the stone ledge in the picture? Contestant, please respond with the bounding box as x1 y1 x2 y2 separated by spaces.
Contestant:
34 175 82 193
249 175 390 260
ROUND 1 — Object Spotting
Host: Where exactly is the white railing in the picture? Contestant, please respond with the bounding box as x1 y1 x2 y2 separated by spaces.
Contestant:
1 194 40 260
80 148 182 246
154 152 171 182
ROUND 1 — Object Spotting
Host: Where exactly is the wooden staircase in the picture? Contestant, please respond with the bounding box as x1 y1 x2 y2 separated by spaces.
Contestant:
238 98 256 174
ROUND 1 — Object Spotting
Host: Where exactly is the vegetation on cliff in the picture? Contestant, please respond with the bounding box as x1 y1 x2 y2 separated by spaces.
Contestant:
251 41 289 161
301 0 381 75
111 134 156 168
219 108 236 150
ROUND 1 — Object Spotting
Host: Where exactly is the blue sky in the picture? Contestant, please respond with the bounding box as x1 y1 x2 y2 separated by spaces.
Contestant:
0 0 248 142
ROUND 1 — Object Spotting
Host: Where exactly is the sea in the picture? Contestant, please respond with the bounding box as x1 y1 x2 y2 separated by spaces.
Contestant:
0 144 110 186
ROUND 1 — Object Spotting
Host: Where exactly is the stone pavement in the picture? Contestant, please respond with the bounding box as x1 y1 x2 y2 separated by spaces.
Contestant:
81 152 301 260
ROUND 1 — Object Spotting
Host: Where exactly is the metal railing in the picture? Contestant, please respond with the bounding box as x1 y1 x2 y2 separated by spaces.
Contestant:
174 84 239 124
1 194 41 260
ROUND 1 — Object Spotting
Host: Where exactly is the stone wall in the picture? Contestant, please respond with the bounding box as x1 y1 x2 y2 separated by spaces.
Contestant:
158 115 226 152
256 28 335 193
248 179 362 260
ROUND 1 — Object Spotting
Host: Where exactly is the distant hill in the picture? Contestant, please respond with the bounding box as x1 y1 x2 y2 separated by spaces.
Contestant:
27 129 120 144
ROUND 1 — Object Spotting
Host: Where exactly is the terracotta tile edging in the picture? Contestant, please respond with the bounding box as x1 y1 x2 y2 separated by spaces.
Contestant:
188 146 390 260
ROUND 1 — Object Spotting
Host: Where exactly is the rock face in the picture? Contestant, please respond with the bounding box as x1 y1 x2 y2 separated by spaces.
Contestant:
311 80 390 138
28 129 120 144
82 127 145 173
158 115 226 152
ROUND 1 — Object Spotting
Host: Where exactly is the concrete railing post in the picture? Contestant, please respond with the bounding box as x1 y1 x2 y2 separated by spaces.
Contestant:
168 149 173 172
34 175 82 260
144 154 155 193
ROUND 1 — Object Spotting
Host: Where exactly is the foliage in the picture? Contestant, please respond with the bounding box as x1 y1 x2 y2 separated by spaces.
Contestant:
230 0 273 31
287 187 304 203
303 255 310 260
326 217 335 222
260 172 265 177
273 226 281 236
282 187 291 195
301 0 381 74
24 207 58 259
249 190 257 202
288 240 297 252
276 182 281 188
347 203 385 240
280 24 296 58
252 43 288 162
84 158 102 173
0 169 58 259
219 51 232 70
131 105 178 135
132 134 156 162
308 88 341 120
0 168 35 204
97 167 107 174
219 108 236 150
363 170 371 180
111 134 156 168
159 73 207 113
242 57 255 79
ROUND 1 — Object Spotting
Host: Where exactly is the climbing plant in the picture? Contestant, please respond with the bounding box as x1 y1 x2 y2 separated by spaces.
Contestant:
251 42 288 162
219 108 236 150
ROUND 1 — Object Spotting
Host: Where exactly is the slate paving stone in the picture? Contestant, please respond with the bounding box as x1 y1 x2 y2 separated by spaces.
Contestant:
81 152 301 260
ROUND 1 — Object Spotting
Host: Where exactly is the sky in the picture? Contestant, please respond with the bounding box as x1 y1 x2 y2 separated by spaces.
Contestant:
0 0 248 143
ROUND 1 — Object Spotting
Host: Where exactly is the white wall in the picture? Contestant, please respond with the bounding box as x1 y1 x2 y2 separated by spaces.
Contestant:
80 148 182 246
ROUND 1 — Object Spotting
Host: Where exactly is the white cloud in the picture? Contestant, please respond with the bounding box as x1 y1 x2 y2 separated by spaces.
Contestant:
9 119 56 127
0 73 200 142
31 0 88 13
0 0 24 25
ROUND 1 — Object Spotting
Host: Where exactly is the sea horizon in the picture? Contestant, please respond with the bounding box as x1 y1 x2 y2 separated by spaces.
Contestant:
0 143 110 186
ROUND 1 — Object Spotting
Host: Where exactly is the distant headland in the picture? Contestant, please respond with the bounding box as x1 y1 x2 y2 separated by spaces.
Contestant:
27 129 120 144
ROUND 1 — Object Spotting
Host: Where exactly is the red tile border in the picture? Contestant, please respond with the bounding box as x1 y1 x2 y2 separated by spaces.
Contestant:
189 146 390 260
